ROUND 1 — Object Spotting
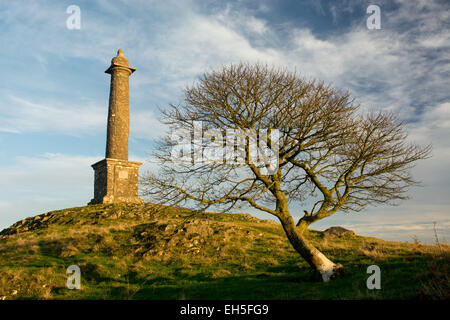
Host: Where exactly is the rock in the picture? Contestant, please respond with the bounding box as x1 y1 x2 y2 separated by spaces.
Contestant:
323 226 355 238
183 223 210 237
239 213 258 222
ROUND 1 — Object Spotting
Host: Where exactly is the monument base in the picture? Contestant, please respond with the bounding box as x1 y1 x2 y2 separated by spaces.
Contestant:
88 158 144 205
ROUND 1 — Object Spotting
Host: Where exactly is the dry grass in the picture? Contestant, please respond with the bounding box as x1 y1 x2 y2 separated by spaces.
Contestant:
257 256 280 267
319 237 329 250
417 227 450 300
0 268 66 300
60 244 79 257
211 269 232 279
358 241 386 260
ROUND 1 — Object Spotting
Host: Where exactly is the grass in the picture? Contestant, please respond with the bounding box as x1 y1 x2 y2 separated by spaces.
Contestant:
0 203 448 300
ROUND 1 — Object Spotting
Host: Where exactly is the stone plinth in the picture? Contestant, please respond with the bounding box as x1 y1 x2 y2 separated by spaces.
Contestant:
89 158 143 205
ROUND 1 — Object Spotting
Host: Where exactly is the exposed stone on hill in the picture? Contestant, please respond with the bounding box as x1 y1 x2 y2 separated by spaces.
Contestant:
130 216 253 258
0 203 268 238
323 226 355 238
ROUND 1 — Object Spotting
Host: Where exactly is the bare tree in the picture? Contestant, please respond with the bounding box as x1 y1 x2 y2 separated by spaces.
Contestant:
142 63 431 281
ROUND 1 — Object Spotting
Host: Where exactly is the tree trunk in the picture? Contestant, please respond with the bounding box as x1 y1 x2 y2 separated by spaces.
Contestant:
279 214 343 282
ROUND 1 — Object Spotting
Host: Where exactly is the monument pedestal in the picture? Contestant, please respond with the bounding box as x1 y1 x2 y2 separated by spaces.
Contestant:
89 158 143 205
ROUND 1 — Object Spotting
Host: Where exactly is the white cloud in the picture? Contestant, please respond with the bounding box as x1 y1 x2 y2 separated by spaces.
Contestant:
0 95 106 136
131 109 168 140
0 153 99 190
423 102 450 129
0 153 99 230
0 201 13 210
0 95 167 140
149 12 281 82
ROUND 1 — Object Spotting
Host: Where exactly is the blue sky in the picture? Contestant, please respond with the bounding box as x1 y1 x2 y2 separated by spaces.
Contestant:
0 0 449 243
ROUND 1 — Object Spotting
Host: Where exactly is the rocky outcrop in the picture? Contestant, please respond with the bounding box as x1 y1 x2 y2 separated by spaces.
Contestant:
323 226 355 238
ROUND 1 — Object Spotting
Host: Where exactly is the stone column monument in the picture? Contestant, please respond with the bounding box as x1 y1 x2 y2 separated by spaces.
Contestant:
89 49 144 205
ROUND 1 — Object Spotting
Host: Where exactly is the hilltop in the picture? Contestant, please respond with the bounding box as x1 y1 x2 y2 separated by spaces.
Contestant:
0 203 448 300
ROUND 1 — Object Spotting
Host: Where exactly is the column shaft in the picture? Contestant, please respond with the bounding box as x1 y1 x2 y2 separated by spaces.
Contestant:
106 67 131 160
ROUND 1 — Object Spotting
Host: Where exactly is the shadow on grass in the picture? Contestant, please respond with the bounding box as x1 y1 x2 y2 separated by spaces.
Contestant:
101 265 371 300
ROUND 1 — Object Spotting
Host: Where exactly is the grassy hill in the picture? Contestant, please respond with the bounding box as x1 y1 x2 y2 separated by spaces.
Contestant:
0 203 448 300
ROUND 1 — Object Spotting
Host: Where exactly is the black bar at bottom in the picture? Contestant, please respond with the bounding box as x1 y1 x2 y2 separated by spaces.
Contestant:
0 300 445 318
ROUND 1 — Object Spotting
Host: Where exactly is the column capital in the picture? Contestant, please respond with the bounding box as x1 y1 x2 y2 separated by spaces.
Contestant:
105 48 136 74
